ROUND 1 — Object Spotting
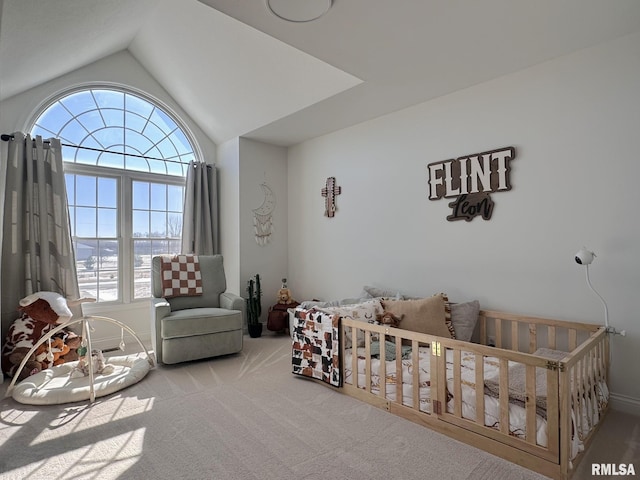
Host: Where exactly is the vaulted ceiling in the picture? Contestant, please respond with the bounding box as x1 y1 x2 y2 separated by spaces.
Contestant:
1 0 640 146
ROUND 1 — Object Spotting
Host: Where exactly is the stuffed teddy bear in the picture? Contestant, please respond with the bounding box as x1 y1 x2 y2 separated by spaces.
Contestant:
375 311 404 328
59 330 82 363
7 347 43 381
1 291 75 379
70 349 115 378
277 287 295 304
34 337 70 369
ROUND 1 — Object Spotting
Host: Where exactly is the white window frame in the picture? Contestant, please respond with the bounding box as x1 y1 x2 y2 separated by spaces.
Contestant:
29 84 197 306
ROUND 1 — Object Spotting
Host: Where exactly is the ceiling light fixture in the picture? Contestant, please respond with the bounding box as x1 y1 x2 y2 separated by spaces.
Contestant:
267 0 332 23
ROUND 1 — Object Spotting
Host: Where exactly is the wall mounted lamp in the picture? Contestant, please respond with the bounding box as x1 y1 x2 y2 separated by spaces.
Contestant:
574 247 625 336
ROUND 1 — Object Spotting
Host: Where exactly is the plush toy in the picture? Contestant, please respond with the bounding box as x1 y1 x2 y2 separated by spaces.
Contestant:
375 311 404 328
7 347 43 381
277 287 295 304
59 330 82 363
34 337 70 369
1 291 75 379
70 349 115 378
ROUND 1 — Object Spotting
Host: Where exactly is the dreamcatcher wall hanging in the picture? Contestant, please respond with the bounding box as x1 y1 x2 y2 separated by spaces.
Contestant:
252 182 276 245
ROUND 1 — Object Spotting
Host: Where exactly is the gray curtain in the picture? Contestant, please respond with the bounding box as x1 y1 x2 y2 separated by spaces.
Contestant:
181 161 219 255
1 133 80 338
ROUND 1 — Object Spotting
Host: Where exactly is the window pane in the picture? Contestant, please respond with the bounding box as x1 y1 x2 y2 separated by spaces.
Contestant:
102 108 125 128
157 137 178 159
65 174 75 204
170 129 192 155
98 151 125 169
126 93 153 118
60 91 97 116
77 110 105 132
97 208 117 237
167 213 182 238
94 90 124 109
59 119 89 145
126 112 148 133
132 181 149 209
93 126 124 149
150 212 166 237
133 211 149 237
150 183 166 210
76 207 96 237
75 176 96 206
37 103 72 134
142 122 164 144
167 185 183 212
98 177 117 208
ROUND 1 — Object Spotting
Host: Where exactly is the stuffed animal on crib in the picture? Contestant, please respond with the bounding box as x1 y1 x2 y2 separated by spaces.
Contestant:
70 349 115 378
1 291 74 379
277 287 295 304
375 312 403 328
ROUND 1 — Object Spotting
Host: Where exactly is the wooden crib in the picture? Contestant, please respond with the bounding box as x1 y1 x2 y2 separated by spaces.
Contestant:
339 310 609 480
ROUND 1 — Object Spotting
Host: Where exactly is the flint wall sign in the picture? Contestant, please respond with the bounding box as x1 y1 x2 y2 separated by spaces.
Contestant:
427 146 516 221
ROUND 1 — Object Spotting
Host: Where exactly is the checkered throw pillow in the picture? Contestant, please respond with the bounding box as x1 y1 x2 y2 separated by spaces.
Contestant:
160 255 203 298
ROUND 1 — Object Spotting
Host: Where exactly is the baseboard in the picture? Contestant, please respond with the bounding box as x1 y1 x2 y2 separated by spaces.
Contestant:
610 392 640 417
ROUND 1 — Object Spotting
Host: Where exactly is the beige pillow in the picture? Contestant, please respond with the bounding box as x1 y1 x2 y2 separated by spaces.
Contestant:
383 294 455 340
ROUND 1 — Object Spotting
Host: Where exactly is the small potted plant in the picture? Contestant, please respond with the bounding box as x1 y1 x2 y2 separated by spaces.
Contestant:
246 274 263 338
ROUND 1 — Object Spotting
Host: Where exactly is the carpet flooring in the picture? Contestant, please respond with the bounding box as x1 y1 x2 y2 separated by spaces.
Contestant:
0 334 637 480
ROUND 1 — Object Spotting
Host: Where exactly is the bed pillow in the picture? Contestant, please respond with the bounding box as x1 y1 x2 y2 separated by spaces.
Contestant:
362 285 402 300
450 300 480 342
383 294 455 339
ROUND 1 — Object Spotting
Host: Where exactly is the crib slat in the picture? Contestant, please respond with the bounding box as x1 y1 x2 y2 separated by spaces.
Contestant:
379 332 387 400
412 340 420 411
453 349 462 417
499 358 510 434
365 331 372 392
525 364 536 443
511 322 518 351
548 325 556 350
529 323 537 353
496 319 503 348
569 329 577 351
475 354 484 427
351 325 358 388
396 338 403 405
546 367 560 456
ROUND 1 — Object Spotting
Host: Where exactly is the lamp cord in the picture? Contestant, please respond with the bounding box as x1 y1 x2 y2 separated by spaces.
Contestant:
585 264 609 329
585 265 626 337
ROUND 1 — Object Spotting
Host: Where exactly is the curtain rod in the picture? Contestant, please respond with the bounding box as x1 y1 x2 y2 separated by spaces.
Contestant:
1 133 190 165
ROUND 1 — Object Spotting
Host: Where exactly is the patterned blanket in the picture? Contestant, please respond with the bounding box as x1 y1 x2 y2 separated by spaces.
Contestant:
292 309 341 387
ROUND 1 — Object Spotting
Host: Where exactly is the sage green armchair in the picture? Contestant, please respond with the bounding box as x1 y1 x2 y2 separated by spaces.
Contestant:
150 255 244 365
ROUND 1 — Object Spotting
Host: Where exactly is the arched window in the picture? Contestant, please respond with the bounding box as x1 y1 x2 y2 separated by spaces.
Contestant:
30 87 196 303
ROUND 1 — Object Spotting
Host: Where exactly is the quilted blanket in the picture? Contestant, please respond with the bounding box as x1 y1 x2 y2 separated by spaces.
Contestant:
292 309 341 387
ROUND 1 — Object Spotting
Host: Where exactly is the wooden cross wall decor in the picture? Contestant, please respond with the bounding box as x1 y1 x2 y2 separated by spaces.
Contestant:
321 176 342 218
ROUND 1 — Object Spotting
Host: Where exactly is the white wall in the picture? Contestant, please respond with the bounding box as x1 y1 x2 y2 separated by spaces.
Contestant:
287 32 640 410
0 50 218 349
238 138 288 323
